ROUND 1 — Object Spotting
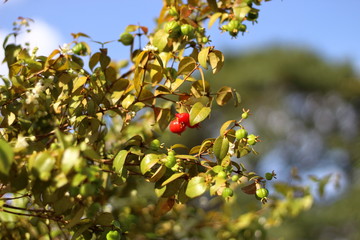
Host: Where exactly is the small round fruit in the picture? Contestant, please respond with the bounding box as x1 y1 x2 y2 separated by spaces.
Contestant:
169 119 186 135
247 11 259 21
256 188 269 199
164 21 181 37
72 42 87 55
222 187 234 198
176 112 190 125
180 24 195 36
265 172 273 180
150 139 161 150
247 134 257 145
236 129 248 140
106 230 121 240
241 112 249 119
239 24 247 32
119 32 134 46
201 36 209 43
228 19 241 32
231 174 240 182
165 155 176 168
217 171 227 179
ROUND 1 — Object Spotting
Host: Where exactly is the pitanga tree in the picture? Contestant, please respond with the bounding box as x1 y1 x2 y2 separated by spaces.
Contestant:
0 0 312 239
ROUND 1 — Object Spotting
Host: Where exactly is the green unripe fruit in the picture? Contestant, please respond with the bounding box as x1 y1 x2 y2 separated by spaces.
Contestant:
164 21 181 38
231 174 240 182
168 150 175 157
236 129 248 140
241 112 249 119
106 230 121 240
217 170 227 179
228 19 241 32
265 172 273 180
180 24 195 36
150 139 161 150
239 24 247 32
247 11 259 21
222 187 234 198
119 32 134 46
72 42 87 55
247 134 257 145
165 155 176 168
168 6 179 18
201 36 209 43
256 188 269 199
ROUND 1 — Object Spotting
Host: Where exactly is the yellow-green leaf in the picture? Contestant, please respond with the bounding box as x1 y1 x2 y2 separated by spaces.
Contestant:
0 139 14 176
113 150 128 174
185 176 207 198
216 86 233 106
177 57 196 76
208 50 224 74
153 29 169 52
140 154 163 174
198 47 210 69
213 136 229 162
73 76 87 93
189 102 211 126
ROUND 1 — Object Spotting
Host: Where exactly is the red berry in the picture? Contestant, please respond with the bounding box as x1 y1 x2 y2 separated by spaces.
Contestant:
175 113 190 125
169 119 186 135
175 112 199 128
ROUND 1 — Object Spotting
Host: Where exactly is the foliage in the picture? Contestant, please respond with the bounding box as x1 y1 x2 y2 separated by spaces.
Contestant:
0 1 315 239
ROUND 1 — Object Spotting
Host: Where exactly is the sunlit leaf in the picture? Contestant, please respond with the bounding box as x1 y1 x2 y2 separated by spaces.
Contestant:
177 57 196 76
213 136 229 162
0 139 14 176
185 176 207 198
189 102 211 126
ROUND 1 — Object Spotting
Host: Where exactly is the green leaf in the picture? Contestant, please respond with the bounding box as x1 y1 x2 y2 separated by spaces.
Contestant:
161 172 186 187
140 154 163 174
185 176 207 198
216 86 233 106
0 139 14 176
153 29 169 52
122 94 135 109
29 152 56 181
219 120 236 136
113 150 128 174
177 57 196 76
148 164 167 182
198 47 210 69
213 136 229 162
208 50 224 74
89 52 101 70
61 147 81 174
189 102 211 126
73 76 87 93
208 12 222 29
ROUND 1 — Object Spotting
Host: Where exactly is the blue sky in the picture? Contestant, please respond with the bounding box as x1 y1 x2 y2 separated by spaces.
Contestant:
1 0 360 74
